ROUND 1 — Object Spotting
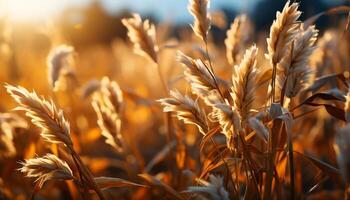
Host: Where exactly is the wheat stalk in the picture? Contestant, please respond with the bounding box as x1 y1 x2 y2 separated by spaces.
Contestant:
19 153 74 188
6 84 73 146
122 14 158 63
177 51 217 98
231 45 258 124
188 0 211 42
225 15 249 66
280 25 318 98
158 90 208 135
6 84 106 199
206 90 242 150
266 1 301 102
92 77 124 152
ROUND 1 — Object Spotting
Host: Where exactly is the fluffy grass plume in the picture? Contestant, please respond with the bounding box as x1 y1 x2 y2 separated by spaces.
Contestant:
47 45 75 91
267 1 301 66
19 153 74 188
177 51 217 98
92 77 124 152
122 14 158 63
6 85 72 146
231 45 258 123
158 90 208 134
225 15 249 66
188 0 211 42
206 90 242 149
281 25 318 98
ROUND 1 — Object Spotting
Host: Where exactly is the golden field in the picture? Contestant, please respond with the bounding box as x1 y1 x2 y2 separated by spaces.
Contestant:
0 0 350 199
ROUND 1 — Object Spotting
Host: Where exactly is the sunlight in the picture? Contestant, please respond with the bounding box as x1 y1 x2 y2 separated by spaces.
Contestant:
0 0 70 22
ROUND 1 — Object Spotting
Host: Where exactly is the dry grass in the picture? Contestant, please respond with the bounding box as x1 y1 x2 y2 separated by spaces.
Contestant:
1 0 350 199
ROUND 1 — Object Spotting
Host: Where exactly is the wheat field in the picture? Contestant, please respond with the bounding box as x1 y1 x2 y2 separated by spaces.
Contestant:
0 0 350 199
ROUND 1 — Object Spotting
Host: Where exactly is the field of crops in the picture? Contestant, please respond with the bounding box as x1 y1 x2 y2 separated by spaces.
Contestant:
0 0 350 199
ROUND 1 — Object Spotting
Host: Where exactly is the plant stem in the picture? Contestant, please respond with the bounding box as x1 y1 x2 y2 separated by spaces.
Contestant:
203 41 225 100
69 148 106 200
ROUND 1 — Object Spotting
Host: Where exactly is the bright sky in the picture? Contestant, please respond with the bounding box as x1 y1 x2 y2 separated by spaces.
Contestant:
0 0 261 23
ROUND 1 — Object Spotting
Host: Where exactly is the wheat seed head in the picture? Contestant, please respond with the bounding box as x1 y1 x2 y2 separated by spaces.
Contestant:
47 45 74 90
206 90 242 150
91 77 124 151
19 153 74 188
158 90 207 134
225 15 248 66
188 0 211 42
267 1 301 66
282 25 318 98
122 13 158 63
231 45 258 123
100 77 123 114
187 174 229 200
177 51 216 98
92 93 123 152
248 117 269 143
6 84 72 146
81 79 101 99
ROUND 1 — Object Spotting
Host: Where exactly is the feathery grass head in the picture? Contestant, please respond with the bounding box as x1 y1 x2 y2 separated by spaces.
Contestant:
225 14 249 66
92 77 124 152
248 117 269 143
188 0 211 42
0 113 28 157
282 25 318 98
266 1 301 66
47 45 75 91
92 96 123 152
99 77 123 114
158 90 207 134
231 45 258 123
19 154 74 188
187 174 229 200
122 14 158 63
177 51 216 98
206 90 242 150
6 85 72 146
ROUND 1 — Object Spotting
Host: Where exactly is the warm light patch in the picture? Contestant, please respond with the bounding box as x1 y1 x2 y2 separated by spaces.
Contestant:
1 0 68 22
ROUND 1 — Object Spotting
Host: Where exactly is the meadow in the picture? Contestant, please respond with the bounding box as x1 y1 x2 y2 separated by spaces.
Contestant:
0 0 350 199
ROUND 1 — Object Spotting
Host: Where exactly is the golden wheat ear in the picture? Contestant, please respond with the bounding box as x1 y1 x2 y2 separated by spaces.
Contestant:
157 90 208 135
266 1 302 101
231 45 259 124
188 0 211 42
176 51 217 98
205 90 242 150
19 153 74 189
281 25 318 98
225 14 251 66
91 77 124 152
122 13 158 63
47 45 75 91
5 84 73 147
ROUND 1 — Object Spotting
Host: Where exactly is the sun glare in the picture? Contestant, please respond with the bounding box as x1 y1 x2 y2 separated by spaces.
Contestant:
1 0 68 22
